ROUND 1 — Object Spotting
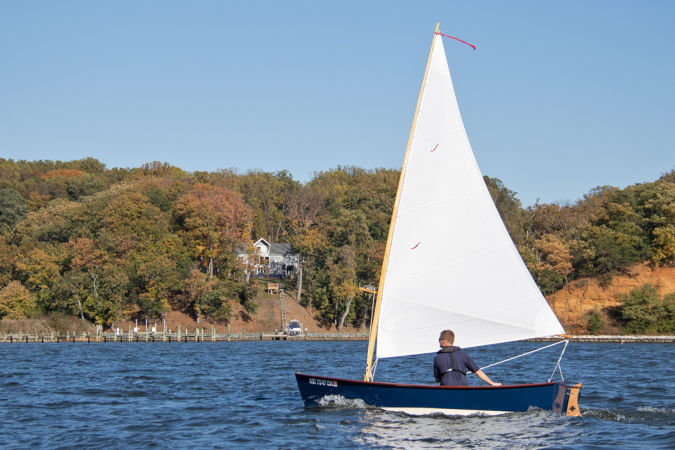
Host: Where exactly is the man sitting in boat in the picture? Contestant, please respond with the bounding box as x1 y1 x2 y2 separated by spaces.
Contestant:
434 330 502 387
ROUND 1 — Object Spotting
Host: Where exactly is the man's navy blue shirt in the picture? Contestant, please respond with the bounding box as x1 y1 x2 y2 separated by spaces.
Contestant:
433 346 479 386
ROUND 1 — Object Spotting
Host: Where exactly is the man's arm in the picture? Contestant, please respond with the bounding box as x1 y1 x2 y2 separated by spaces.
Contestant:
474 369 502 386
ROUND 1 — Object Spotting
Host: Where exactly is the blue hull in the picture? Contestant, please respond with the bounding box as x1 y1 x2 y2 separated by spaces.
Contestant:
296 373 581 416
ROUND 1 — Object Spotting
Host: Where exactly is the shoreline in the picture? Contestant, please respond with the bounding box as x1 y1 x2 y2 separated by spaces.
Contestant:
0 331 369 343
0 332 673 343
527 335 675 343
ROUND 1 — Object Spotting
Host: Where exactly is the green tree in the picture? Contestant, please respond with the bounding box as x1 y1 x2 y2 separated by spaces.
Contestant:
485 176 523 245
616 284 664 334
201 285 232 322
317 245 360 330
296 167 396 327
130 246 179 319
13 198 84 245
661 292 675 333
100 191 169 245
64 237 129 324
233 170 299 242
585 310 604 335
574 224 649 278
0 188 28 234
136 161 186 178
286 183 329 303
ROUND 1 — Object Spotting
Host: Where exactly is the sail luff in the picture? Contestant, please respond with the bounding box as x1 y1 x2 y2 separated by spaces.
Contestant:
363 23 440 382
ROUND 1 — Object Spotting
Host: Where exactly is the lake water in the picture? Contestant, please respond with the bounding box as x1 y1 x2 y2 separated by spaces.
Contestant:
0 340 673 448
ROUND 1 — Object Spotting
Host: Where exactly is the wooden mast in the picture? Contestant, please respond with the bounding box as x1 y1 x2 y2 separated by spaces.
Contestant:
363 23 440 381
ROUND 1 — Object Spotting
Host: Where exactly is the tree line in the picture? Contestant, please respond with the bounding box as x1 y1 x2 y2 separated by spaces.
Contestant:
0 157 673 330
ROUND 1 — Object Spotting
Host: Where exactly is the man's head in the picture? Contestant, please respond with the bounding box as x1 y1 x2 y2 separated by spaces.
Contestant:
439 329 455 347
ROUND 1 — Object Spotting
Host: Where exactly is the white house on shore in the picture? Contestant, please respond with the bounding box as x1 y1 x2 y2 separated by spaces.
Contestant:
237 238 299 278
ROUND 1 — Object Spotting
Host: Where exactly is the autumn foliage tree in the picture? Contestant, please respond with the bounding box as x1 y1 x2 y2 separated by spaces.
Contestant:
533 234 573 294
67 238 110 320
0 157 672 334
0 281 36 319
174 183 253 278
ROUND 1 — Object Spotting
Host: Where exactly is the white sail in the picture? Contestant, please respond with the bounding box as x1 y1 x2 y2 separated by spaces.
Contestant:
375 34 564 360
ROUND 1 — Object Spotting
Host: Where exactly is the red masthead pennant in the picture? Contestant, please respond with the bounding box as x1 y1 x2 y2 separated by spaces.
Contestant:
435 32 476 50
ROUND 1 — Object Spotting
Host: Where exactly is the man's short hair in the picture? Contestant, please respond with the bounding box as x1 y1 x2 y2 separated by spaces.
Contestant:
439 329 455 344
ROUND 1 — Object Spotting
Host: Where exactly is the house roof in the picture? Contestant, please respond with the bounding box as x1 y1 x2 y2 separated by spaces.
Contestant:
236 239 296 256
269 243 294 256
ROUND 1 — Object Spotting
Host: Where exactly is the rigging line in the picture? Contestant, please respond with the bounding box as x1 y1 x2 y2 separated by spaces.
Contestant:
365 291 378 380
479 339 568 371
548 340 569 382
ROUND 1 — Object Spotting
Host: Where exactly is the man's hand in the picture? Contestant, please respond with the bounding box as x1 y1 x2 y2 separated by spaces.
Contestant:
475 369 501 387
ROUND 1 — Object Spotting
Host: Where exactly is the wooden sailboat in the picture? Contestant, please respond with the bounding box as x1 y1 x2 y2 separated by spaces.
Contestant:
296 24 581 416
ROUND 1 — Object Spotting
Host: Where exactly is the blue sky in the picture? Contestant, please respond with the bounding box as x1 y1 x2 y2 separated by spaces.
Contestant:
1 0 673 206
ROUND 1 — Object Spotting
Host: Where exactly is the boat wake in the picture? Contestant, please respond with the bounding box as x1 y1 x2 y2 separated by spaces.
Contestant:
355 407 574 448
316 395 368 410
582 407 675 424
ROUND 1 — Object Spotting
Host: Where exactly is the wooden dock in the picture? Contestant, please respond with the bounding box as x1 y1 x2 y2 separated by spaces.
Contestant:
1 332 672 344
0 329 369 343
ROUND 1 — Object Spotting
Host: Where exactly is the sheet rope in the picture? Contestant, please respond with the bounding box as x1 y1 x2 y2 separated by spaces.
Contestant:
479 339 569 382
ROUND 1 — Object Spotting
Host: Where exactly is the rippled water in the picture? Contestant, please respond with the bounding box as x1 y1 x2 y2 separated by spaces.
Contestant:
0 341 673 448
